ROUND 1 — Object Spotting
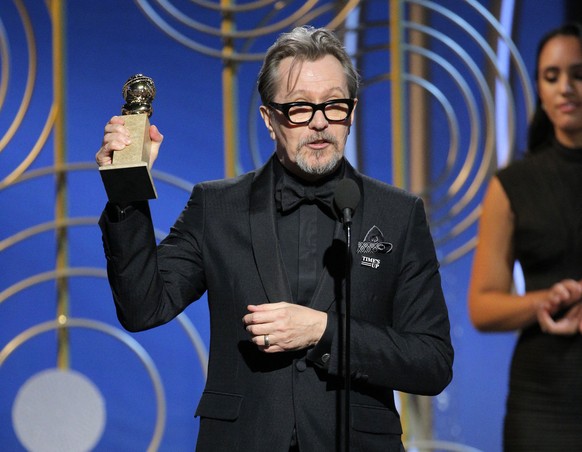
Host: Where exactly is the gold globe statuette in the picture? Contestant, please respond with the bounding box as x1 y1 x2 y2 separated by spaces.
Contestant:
99 74 158 202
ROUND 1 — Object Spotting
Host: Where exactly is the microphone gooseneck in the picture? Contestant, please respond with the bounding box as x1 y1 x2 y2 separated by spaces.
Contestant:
334 178 361 225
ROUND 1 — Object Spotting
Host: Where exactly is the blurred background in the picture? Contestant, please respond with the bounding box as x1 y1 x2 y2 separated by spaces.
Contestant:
1 1 580 451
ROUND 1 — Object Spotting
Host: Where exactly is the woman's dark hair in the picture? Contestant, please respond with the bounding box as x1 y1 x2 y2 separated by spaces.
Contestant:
528 23 582 152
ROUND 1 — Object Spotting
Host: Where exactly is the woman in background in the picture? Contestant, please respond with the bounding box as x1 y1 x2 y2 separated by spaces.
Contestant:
469 23 582 451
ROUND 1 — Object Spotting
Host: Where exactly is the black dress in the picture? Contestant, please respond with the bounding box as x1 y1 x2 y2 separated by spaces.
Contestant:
497 140 582 451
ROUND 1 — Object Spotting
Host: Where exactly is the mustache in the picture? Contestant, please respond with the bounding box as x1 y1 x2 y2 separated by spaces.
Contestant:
297 132 338 149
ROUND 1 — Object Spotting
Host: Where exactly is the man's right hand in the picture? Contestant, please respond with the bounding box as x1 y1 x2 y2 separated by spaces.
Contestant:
95 115 164 167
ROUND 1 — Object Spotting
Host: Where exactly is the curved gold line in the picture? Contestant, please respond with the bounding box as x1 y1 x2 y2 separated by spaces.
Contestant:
0 268 107 304
0 217 98 252
0 0 38 154
294 0 360 30
176 314 209 379
189 0 277 13
465 0 535 111
396 19 498 224
326 0 361 30
406 439 482 452
435 205 482 246
440 237 477 265
0 216 168 252
403 0 529 233
0 266 208 380
0 103 57 187
0 318 166 451
0 161 194 192
402 28 493 205
147 0 318 38
0 17 10 111
136 0 347 61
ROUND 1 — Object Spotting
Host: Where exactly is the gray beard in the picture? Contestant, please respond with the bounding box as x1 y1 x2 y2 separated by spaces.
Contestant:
296 150 342 175
295 131 342 175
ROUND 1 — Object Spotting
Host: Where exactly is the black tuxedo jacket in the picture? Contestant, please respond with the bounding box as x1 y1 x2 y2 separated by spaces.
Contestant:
99 156 453 452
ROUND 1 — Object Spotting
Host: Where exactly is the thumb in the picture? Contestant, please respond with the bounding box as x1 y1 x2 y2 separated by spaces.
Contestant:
148 124 163 167
150 124 164 144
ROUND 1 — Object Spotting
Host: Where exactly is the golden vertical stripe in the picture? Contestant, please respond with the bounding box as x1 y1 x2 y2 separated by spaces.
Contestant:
389 0 409 441
399 392 409 444
390 0 408 189
221 0 239 179
408 4 429 196
51 0 69 370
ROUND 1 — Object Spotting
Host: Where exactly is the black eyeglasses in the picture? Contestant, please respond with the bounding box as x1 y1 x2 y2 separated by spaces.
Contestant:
268 98 355 125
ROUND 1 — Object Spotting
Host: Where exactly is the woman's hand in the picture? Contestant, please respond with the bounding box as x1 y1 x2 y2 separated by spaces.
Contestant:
537 279 582 335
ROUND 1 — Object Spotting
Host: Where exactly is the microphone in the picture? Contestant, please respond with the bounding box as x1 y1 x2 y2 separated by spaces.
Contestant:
334 178 360 225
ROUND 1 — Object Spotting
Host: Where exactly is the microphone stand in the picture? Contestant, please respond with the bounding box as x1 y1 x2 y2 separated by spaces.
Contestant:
334 178 359 452
341 214 353 452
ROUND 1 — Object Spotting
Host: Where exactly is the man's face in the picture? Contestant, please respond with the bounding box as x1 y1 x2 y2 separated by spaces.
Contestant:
260 55 357 180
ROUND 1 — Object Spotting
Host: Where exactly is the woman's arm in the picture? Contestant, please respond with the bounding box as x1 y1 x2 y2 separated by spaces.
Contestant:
468 177 549 331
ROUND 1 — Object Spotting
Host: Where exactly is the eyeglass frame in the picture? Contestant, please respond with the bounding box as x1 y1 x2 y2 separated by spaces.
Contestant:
267 98 356 125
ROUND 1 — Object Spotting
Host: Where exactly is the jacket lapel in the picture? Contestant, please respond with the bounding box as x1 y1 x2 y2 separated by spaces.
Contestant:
249 157 292 303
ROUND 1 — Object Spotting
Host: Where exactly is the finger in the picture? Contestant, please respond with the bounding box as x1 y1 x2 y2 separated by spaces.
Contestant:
560 279 582 298
569 281 582 299
108 115 125 125
549 283 569 301
247 302 288 312
263 334 272 348
260 345 283 353
97 124 131 153
95 141 123 166
245 323 270 336
244 305 287 326
537 309 553 333
104 120 129 137
539 310 580 336
242 312 270 327
551 322 579 335
250 333 276 348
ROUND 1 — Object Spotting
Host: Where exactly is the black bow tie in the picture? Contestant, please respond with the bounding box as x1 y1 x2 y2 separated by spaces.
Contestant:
275 180 335 213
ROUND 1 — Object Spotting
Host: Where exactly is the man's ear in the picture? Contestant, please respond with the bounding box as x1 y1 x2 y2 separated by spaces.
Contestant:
350 98 358 123
347 98 358 135
259 105 276 141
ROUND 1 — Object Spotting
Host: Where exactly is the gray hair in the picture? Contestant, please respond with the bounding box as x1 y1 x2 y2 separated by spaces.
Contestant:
257 26 360 105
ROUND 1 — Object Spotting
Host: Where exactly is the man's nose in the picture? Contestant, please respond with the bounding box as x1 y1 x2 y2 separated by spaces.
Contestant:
309 109 329 129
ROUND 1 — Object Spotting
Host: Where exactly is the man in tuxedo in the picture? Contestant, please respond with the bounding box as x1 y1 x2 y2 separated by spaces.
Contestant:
96 26 453 452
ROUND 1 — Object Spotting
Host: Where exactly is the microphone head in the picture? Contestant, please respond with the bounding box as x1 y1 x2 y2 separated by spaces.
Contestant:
334 178 361 213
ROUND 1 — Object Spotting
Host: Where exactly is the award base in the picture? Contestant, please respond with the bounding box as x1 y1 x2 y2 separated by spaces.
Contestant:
99 114 158 203
99 163 157 203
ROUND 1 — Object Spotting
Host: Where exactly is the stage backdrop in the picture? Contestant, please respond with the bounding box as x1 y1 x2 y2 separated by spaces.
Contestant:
0 1 567 451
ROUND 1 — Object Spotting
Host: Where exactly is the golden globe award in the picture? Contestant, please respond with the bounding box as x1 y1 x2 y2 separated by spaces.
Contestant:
99 74 158 202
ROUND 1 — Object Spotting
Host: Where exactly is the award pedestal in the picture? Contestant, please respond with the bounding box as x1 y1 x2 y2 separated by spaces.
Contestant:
99 114 157 203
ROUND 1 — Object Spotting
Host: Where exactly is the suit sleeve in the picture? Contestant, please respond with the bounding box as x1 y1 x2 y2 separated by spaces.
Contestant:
314 196 453 395
98 187 207 332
